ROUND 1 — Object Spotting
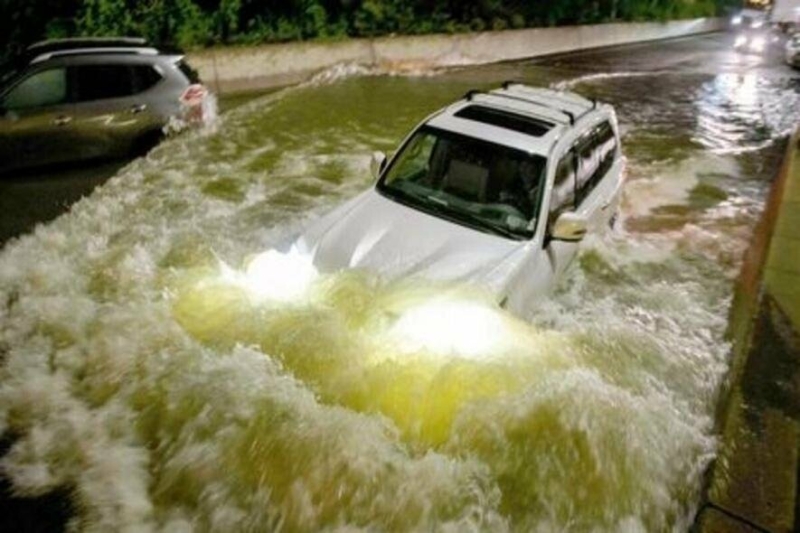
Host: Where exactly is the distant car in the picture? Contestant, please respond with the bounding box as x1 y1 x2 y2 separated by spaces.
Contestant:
0 37 208 174
294 83 624 314
786 33 800 66
734 28 771 53
731 8 768 29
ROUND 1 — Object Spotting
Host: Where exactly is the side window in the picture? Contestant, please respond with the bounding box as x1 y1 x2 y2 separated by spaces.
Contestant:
575 135 599 203
73 65 135 102
575 121 617 205
550 150 576 222
595 121 617 179
132 66 163 93
3 68 67 110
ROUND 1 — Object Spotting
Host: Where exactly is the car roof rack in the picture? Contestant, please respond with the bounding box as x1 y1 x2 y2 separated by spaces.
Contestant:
463 89 575 125
30 48 160 64
25 37 158 65
27 37 149 54
500 81 598 125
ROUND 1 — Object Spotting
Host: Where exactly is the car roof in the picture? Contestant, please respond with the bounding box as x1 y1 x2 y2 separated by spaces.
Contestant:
426 83 606 157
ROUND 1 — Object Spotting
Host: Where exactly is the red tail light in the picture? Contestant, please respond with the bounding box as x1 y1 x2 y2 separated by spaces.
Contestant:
180 84 207 106
180 84 208 124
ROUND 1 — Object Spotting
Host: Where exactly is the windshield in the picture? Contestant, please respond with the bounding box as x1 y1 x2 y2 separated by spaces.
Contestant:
377 126 547 240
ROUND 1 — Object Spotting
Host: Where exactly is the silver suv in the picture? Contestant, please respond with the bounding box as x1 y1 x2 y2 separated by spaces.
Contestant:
0 37 207 174
294 83 623 315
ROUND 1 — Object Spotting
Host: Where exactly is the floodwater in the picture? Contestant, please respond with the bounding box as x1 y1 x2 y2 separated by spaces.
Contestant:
1 33 798 531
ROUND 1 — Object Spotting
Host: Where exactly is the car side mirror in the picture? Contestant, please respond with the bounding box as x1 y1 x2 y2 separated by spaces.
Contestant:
370 151 387 181
551 212 589 242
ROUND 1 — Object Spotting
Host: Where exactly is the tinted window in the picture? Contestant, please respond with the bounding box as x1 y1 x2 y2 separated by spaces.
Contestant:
3 68 67 110
576 136 598 193
594 122 617 179
132 65 162 92
576 121 617 204
73 65 136 102
550 151 576 222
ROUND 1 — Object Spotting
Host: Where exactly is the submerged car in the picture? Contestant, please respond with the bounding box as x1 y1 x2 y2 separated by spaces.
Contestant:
294 83 623 314
0 37 208 174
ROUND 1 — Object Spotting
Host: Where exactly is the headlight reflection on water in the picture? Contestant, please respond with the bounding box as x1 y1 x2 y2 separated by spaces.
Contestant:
215 247 513 360
221 248 318 302
390 299 510 359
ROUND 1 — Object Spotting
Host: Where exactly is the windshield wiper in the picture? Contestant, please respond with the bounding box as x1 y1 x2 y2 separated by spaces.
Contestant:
444 208 522 240
380 184 524 240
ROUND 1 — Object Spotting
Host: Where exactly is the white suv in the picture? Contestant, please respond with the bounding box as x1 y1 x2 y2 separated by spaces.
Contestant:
295 83 624 314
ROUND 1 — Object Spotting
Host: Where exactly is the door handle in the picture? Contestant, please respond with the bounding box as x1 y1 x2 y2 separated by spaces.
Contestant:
130 104 147 114
52 115 72 126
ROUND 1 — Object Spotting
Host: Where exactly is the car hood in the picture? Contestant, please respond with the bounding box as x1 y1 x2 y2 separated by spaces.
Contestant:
296 190 531 295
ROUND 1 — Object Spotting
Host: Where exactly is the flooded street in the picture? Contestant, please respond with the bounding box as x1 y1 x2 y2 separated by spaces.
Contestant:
1 32 799 531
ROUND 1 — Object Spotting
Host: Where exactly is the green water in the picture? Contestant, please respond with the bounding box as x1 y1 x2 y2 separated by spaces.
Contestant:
1 34 798 531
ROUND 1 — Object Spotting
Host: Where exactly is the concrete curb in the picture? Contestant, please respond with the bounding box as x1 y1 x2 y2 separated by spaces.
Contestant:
187 18 725 94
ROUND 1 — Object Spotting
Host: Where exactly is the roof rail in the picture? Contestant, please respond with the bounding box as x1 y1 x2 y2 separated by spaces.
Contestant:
27 37 149 53
500 81 600 124
30 47 159 64
502 80 592 105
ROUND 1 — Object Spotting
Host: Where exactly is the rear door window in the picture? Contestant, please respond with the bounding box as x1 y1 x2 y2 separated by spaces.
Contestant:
594 121 617 179
575 120 618 205
3 68 67 110
575 135 599 203
72 64 136 102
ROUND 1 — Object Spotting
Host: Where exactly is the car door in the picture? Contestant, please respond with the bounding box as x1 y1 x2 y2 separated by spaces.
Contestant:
0 66 75 172
68 63 162 160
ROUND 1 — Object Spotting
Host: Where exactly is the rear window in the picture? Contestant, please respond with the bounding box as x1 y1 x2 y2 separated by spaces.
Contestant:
454 105 553 137
176 60 200 84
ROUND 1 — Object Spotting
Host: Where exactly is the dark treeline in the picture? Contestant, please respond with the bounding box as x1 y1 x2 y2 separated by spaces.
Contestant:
2 0 736 62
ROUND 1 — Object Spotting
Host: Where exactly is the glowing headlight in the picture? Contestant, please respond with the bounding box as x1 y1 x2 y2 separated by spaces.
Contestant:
222 249 318 302
391 299 508 358
732 15 742 25
750 36 766 52
735 35 748 48
751 20 764 29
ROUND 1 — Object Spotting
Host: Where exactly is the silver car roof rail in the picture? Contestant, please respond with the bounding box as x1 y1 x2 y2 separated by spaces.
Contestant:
27 37 149 53
30 47 160 64
500 81 599 124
